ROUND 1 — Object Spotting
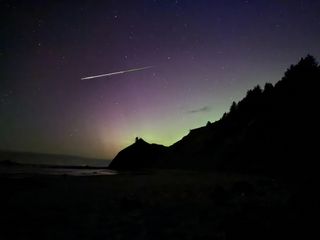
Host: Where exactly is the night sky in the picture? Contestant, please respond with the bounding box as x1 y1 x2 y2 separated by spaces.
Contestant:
1 0 320 160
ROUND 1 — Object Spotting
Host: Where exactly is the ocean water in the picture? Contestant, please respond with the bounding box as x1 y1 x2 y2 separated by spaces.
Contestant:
0 165 117 177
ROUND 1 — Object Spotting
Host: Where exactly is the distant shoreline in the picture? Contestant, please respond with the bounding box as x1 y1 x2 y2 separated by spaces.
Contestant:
0 151 111 168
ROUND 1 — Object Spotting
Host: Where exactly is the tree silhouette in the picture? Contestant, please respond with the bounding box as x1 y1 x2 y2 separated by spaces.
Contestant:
229 101 237 114
263 83 273 93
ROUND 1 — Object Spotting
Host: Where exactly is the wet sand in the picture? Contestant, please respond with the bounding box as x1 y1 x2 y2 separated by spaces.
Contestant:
0 170 316 240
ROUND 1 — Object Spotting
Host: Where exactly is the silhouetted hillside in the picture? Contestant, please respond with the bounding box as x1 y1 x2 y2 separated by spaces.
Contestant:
108 138 167 170
109 56 320 176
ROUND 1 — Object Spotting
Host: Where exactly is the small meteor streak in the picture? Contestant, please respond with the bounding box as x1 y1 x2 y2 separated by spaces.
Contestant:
81 66 153 80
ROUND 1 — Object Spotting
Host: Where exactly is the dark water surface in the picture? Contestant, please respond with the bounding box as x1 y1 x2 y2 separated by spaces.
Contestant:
0 164 117 177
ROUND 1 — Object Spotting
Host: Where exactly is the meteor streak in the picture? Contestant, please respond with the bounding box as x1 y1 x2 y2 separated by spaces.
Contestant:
81 66 153 80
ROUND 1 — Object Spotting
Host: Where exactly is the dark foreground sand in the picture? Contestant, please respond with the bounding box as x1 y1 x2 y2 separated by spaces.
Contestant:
0 170 318 240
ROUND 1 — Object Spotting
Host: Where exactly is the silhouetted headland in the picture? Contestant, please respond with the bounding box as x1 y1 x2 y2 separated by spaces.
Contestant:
109 55 320 178
109 138 167 170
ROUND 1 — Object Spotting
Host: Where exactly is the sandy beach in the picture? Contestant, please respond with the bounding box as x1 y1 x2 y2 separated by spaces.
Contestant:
1 170 315 240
